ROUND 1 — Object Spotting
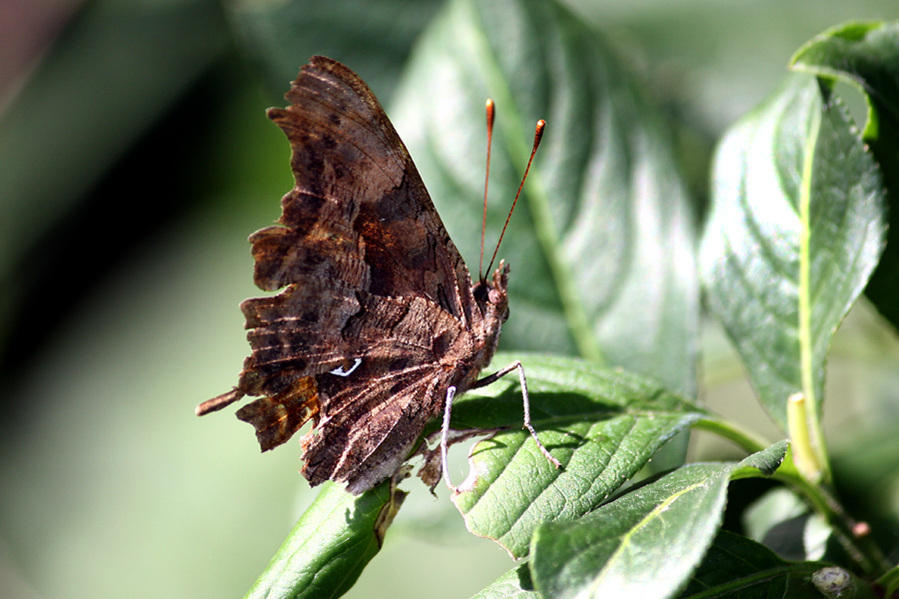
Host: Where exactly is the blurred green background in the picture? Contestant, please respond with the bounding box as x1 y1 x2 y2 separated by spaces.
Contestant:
2 1 898 598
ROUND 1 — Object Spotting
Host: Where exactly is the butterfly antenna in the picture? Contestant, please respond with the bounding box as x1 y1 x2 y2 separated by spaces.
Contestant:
479 99 496 281
485 118 545 275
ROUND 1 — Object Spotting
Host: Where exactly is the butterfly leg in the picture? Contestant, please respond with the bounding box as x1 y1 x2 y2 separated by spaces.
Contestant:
441 385 458 492
474 361 562 468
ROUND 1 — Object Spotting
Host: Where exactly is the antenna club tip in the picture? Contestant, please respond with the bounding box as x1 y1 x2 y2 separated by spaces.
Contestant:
534 120 546 145
486 99 496 125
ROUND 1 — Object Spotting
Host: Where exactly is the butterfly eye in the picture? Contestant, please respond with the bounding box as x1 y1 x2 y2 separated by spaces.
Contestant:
502 307 510 322
473 282 489 304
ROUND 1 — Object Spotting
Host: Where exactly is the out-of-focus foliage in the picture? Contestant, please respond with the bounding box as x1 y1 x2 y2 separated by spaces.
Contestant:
1 1 898 599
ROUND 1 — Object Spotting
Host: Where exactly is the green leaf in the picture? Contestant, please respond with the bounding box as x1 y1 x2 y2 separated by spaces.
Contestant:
743 487 810 544
790 20 899 331
679 531 830 599
789 21 899 139
743 487 833 563
245 482 402 599
391 0 699 397
527 445 786 599
229 0 442 102
700 74 887 431
731 439 789 479
470 565 539 599
450 353 709 559
0 0 229 345
529 463 733 599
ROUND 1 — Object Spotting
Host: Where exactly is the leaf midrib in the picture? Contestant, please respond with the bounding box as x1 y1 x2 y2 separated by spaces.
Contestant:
798 97 820 417
460 0 604 365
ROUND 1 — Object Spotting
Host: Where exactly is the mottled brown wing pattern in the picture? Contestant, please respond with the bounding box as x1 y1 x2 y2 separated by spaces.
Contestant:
197 56 498 494
304 363 449 494
234 359 451 494
265 57 474 319
232 290 472 492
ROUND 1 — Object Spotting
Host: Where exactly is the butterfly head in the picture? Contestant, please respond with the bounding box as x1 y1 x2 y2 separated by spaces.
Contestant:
474 259 510 324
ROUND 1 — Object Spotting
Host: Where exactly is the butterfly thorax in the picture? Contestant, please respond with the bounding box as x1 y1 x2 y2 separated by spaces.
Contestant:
452 261 510 392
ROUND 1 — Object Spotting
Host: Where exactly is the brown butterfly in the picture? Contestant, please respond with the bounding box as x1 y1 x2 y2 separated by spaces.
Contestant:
196 56 558 495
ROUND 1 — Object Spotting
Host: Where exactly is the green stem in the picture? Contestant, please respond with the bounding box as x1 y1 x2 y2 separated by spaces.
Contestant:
697 416 890 576
774 457 890 577
692 417 771 455
875 565 899 597
787 392 823 482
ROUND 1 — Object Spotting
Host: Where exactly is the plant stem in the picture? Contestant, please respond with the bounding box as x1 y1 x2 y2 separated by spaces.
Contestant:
774 457 891 577
697 416 890 576
692 417 771 455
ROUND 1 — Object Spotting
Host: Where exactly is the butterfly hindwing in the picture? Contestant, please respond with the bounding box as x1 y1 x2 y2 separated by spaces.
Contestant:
304 361 449 493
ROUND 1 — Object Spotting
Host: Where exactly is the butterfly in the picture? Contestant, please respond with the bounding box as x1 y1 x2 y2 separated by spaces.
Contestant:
196 56 558 494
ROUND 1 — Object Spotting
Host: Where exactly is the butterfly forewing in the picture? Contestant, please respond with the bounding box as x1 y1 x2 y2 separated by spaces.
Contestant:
266 58 474 320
